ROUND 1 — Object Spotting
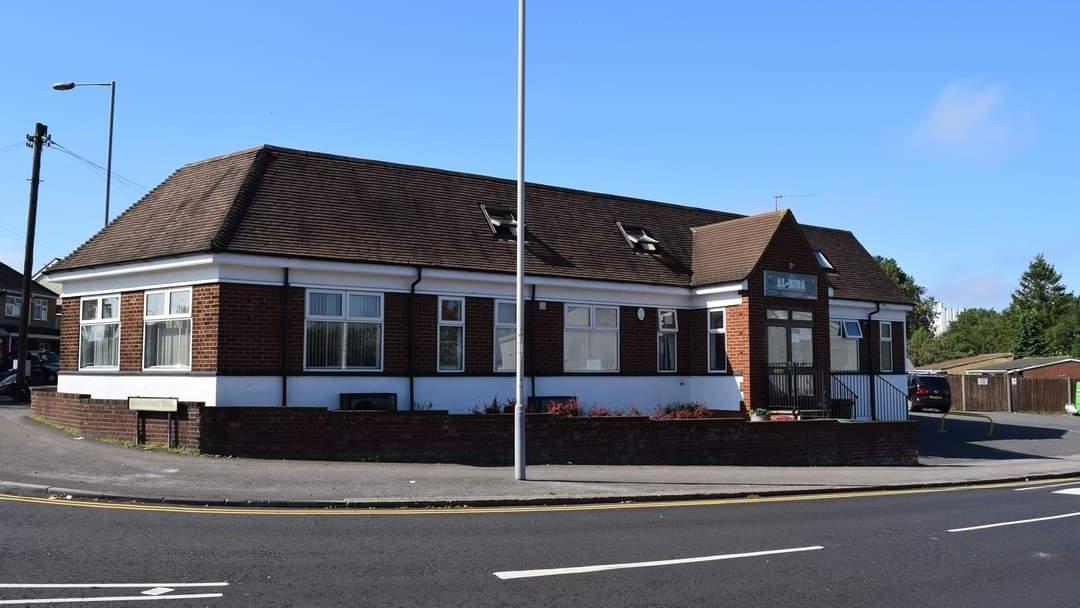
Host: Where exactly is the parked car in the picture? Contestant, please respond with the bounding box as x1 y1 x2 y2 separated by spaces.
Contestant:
34 350 59 373
0 355 58 401
908 374 952 412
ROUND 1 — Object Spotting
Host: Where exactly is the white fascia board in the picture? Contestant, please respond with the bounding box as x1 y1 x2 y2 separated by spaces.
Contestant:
829 299 912 322
691 280 746 296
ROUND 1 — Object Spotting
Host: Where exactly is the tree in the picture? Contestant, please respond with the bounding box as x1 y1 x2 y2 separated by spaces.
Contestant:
908 327 951 367
1009 253 1072 333
875 256 937 337
1046 296 1080 357
1012 309 1048 358
938 308 1012 356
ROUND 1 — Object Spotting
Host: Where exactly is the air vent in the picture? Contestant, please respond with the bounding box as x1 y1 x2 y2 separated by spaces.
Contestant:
339 393 397 411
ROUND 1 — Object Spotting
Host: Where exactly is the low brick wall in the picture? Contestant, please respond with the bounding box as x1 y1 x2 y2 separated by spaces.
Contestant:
31 389 203 450
31 389 918 465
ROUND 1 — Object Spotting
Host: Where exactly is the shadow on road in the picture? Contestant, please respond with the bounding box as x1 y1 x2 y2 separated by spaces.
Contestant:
916 413 1070 460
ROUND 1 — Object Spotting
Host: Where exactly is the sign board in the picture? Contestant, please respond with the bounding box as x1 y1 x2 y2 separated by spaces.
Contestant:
977 377 989 386
763 271 818 300
128 397 178 413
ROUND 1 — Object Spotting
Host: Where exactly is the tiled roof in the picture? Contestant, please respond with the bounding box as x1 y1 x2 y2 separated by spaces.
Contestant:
801 225 912 304
49 145 913 304
690 210 788 286
915 353 1012 371
968 357 1080 373
0 262 57 298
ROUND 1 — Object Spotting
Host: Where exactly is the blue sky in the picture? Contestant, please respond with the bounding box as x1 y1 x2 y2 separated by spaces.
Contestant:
2 1 1076 309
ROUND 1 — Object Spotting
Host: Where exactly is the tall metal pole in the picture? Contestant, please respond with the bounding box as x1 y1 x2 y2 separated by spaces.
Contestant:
104 81 116 226
513 0 527 481
15 123 47 400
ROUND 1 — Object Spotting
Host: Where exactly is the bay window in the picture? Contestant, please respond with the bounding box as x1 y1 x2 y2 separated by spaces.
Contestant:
564 304 619 372
438 296 465 372
79 294 120 370
657 309 677 372
305 290 383 370
707 309 727 372
494 300 516 372
143 288 192 370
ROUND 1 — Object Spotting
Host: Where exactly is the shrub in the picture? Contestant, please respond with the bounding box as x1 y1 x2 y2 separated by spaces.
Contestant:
471 397 517 414
652 402 712 420
547 400 581 417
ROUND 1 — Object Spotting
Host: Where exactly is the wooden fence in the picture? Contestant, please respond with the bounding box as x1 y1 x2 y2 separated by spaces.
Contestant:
946 375 1075 414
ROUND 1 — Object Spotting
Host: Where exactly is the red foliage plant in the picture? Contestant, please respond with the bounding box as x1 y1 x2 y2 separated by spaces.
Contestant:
547 400 581 417
652 402 713 420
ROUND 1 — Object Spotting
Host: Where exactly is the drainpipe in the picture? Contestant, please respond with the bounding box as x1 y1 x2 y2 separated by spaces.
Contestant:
281 267 290 407
529 284 537 402
408 267 423 410
867 302 882 421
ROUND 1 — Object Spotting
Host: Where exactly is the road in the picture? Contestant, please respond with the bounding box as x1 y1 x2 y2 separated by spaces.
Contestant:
3 479 1080 607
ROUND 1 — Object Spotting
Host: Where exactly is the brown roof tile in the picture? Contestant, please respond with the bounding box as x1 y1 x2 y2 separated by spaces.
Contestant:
690 210 788 286
801 225 912 304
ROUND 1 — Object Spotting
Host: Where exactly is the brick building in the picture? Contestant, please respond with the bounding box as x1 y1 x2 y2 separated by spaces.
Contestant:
1 262 60 361
44 146 912 418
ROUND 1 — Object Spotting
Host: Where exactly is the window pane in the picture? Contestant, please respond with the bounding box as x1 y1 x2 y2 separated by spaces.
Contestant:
566 305 590 327
710 332 727 371
594 307 618 329
766 309 788 320
496 302 516 325
81 299 98 321
309 292 342 316
145 293 166 317
589 331 618 370
170 291 191 315
79 324 118 368
880 322 892 339
101 297 119 320
495 326 516 372
346 322 380 368
842 320 864 339
658 332 676 371
768 326 788 365
791 327 813 365
830 334 859 371
349 294 380 319
830 320 841 337
564 330 589 371
709 310 725 330
144 319 192 368
440 298 463 322
792 310 813 322
306 321 343 368
881 342 894 372
658 309 677 331
438 325 463 370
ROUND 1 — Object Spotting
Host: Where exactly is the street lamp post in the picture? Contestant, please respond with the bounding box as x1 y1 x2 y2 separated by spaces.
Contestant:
513 0 527 481
52 80 116 227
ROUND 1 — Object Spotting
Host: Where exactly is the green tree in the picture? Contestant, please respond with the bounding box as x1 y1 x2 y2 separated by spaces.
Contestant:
938 308 1012 356
875 256 937 337
908 327 952 367
1013 309 1049 357
1046 296 1080 356
1009 253 1072 333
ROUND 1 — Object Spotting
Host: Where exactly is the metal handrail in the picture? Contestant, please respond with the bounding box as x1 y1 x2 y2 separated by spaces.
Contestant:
939 411 994 437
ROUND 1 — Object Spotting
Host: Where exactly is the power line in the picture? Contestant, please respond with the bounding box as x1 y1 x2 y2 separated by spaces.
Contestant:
47 140 149 194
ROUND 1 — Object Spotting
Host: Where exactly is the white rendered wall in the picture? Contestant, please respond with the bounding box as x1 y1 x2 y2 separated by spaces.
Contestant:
57 373 218 406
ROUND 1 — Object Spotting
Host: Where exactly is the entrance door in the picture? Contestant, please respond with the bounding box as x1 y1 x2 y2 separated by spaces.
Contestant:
766 310 815 408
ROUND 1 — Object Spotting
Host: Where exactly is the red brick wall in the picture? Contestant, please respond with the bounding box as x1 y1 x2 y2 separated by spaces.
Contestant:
31 388 202 450
620 306 656 374
680 308 707 374
525 300 563 375
218 283 283 374
59 297 79 372
413 294 437 374
285 287 305 373
383 292 411 374
1022 361 1080 380
119 292 143 372
465 297 493 373
191 284 219 372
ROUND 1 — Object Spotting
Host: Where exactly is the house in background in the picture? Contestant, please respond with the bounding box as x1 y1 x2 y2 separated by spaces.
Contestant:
0 261 61 361
914 352 1013 375
965 357 1080 381
43 145 913 419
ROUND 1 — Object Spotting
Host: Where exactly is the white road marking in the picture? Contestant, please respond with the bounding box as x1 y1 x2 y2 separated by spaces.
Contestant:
0 584 227 590
948 511 1080 533
493 545 824 580
0 593 223 605
1052 488 1080 496
1012 480 1080 492
140 588 173 596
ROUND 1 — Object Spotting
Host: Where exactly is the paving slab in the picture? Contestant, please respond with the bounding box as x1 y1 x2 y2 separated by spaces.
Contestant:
2 405 1080 506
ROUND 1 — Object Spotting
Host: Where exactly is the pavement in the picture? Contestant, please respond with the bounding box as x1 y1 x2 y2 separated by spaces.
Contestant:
4 472 1080 606
2 404 1080 507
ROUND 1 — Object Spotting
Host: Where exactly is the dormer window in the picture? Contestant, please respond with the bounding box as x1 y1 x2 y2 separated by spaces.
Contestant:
480 204 518 239
814 249 835 271
617 223 660 253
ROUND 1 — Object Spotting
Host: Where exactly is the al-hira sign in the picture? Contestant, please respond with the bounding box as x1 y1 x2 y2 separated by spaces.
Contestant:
763 271 818 300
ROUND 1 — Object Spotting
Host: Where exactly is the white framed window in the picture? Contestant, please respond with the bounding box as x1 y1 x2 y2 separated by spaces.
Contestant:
879 321 894 372
830 320 860 372
564 304 619 372
708 308 727 372
79 294 120 370
438 296 466 372
657 309 678 373
493 300 516 373
5 295 21 318
143 287 193 370
31 298 49 322
304 290 383 371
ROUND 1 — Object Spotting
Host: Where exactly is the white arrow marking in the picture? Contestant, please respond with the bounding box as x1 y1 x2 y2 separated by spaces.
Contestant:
493 545 824 580
1013 480 1080 492
1053 488 1080 496
140 588 173 596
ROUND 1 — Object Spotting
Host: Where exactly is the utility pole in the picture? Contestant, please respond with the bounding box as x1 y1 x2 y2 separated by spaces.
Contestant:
513 0 527 481
15 123 49 401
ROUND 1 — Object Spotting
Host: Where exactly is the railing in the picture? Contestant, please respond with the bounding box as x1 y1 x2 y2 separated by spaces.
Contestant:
766 364 859 419
874 375 909 421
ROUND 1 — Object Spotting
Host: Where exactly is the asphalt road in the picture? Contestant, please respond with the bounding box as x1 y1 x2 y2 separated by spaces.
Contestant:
3 479 1080 607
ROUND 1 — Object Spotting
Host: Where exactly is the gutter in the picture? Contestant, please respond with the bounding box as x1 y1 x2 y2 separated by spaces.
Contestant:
530 284 537 401
867 302 882 421
408 266 423 410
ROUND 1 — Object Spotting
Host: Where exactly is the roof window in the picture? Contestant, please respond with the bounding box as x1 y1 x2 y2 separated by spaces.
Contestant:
617 223 660 253
814 249 835 271
480 205 518 239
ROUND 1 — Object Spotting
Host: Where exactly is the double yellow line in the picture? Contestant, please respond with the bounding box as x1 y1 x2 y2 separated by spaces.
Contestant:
3 475 1078 517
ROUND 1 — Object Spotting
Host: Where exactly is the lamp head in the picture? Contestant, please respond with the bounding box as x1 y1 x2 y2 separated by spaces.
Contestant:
51 82 76 91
